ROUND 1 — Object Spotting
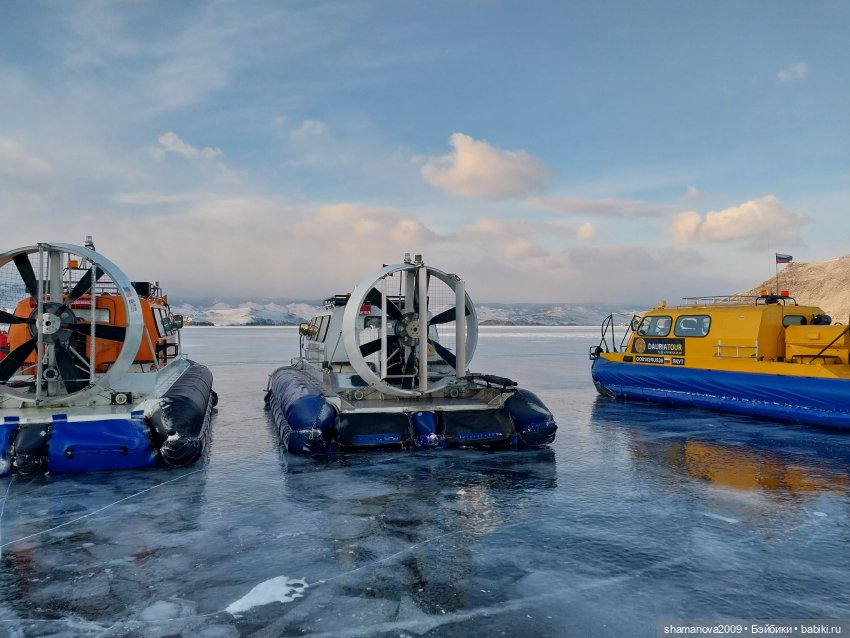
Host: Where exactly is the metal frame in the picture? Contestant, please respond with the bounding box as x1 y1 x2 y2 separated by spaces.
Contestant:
0 242 144 407
341 259 478 397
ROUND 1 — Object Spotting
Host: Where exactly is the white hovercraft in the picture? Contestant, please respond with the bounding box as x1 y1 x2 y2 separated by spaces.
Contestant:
265 254 557 455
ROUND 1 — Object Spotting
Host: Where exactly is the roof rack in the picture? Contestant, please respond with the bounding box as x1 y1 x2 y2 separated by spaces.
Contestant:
679 294 797 307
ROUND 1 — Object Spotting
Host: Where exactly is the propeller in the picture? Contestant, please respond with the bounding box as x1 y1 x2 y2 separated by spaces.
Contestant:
0 338 37 383
53 342 88 393
429 304 471 326
342 257 479 397
0 242 144 406
428 339 456 369
71 322 126 342
363 288 403 321
58 265 106 313
0 309 34 325
13 254 39 299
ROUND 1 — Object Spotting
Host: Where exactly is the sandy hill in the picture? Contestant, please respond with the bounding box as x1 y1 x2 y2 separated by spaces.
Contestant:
741 255 850 323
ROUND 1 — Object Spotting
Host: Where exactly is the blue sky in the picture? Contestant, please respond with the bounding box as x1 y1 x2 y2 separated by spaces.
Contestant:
1 1 848 304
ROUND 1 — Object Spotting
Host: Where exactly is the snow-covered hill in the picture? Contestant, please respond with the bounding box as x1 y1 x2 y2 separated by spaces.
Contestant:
171 299 639 327
172 301 319 326
475 303 638 326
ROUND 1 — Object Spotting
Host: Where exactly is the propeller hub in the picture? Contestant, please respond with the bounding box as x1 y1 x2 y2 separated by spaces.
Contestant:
395 313 421 346
405 317 421 339
29 302 75 344
40 313 62 335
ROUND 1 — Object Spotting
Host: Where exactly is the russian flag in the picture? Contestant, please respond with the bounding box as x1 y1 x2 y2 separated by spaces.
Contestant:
775 253 793 264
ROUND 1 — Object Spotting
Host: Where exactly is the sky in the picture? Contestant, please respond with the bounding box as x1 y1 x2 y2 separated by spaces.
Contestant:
0 0 848 305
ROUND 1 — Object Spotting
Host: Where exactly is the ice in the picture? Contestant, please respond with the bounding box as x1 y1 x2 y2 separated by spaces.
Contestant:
138 599 188 621
703 512 740 524
225 575 308 615
0 327 849 636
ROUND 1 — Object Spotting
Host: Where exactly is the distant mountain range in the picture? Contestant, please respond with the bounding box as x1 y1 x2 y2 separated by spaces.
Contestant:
169 255 850 326
172 300 319 326
6 254 848 327
170 299 640 327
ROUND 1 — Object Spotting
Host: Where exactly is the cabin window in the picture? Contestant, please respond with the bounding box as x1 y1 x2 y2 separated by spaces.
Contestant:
161 311 179 335
637 315 672 337
71 308 110 324
153 308 169 336
783 315 807 327
315 315 331 342
674 314 711 337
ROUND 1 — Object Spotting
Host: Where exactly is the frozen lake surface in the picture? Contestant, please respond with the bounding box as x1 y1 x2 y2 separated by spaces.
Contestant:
2 326 849 637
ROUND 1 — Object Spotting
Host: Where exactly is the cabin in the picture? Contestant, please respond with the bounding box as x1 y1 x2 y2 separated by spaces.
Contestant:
6 280 183 375
630 293 849 365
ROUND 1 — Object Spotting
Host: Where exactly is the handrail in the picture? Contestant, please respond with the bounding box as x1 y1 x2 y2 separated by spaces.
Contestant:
589 314 613 360
589 314 637 360
679 294 798 307
714 340 758 359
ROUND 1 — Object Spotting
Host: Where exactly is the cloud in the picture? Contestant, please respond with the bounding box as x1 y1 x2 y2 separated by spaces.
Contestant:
292 203 435 248
0 138 53 177
151 132 224 160
113 191 206 206
290 120 328 142
504 238 547 260
681 186 700 201
421 133 553 199
671 196 806 248
526 195 672 218
778 62 809 82
576 222 596 240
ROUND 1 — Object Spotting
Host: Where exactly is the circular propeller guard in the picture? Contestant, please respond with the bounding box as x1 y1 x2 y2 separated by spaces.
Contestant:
0 243 143 406
341 257 478 397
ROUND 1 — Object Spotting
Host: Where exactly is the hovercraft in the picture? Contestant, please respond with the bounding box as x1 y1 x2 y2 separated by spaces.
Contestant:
0 238 217 475
265 254 556 455
590 291 850 428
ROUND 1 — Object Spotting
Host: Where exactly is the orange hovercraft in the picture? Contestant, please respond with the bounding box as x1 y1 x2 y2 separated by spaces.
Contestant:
0 238 216 475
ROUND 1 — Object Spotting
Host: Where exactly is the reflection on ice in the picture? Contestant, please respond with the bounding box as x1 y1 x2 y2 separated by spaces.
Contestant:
590 396 850 495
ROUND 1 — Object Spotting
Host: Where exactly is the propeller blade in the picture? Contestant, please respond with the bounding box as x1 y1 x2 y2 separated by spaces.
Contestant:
13 254 39 299
0 309 33 325
63 266 105 309
360 338 383 357
54 343 88 394
429 339 457 369
364 288 403 321
0 338 37 382
430 304 471 326
72 323 126 342
360 335 400 358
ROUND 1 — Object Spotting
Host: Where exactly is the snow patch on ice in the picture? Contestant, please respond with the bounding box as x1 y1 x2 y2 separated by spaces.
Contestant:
225 575 308 616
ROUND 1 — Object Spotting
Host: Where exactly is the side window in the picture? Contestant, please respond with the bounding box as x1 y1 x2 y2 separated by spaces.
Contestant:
153 308 167 337
783 315 807 327
675 315 711 337
316 315 331 342
638 315 672 337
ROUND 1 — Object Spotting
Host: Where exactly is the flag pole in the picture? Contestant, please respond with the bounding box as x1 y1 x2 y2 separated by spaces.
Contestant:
775 258 779 295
